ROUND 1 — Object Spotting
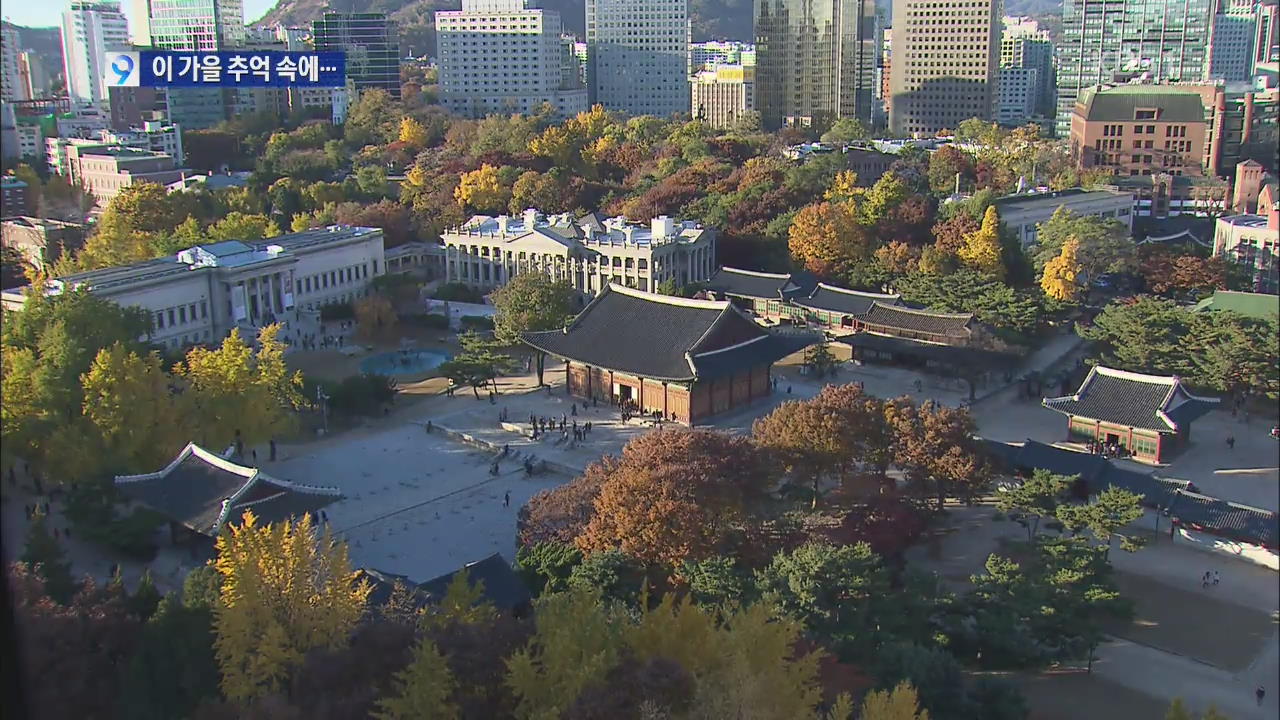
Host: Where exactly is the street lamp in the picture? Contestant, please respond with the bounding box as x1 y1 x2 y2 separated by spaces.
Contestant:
316 385 330 435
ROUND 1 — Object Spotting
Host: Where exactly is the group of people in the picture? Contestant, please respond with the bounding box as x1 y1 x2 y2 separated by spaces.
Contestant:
1200 569 1221 588
1088 439 1126 458
529 413 593 442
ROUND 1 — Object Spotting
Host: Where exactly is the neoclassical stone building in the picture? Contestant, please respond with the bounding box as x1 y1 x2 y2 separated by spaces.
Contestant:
440 210 716 296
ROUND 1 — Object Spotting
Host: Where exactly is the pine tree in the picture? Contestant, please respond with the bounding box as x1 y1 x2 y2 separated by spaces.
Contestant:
957 206 1006 280
22 510 75 604
212 511 371 702
129 569 163 620
372 637 458 720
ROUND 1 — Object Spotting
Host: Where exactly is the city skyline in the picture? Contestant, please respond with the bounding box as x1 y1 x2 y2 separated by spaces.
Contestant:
1 0 273 34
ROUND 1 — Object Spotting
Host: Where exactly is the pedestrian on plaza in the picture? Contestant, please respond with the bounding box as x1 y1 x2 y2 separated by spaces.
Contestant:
787 386 792 394
593 397 597 408
320 510 328 523
1257 687 1266 706
571 403 577 416
252 449 258 464
1227 435 1236 450
270 439 277 461
504 491 510 508
1202 571 1210 588
1213 570 1220 586
43 501 49 515
23 462 29 476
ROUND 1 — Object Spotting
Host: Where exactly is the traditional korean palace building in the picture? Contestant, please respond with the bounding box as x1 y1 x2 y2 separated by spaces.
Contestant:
521 284 818 424
1043 366 1219 464
115 443 342 546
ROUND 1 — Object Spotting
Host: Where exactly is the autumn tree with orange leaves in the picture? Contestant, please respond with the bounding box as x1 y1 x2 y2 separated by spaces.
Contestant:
788 201 874 278
575 429 772 568
884 398 991 511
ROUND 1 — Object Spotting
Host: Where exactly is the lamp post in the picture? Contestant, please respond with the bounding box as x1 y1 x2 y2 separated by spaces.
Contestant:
316 385 329 435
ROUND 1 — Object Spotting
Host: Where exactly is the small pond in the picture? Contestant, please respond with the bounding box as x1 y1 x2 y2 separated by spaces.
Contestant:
359 349 450 376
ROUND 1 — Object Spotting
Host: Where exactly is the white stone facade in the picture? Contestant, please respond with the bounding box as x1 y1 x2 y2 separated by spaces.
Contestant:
9 226 387 351
436 0 588 119
587 0 691 117
441 210 715 295
993 188 1135 248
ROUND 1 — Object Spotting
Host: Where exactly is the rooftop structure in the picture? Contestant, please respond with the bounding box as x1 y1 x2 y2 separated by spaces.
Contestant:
586 0 690 117
1043 365 1219 463
358 553 533 613
1214 182 1280 293
1191 289 1280 319
522 284 817 423
704 267 818 304
794 284 902 318
441 210 716 295
993 187 1135 247
115 443 342 537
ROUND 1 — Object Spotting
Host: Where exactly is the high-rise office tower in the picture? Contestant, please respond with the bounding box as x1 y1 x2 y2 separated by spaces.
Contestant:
1056 0 1213 136
1208 4 1259 81
1000 17 1055 120
312 12 401 98
20 52 51 98
437 0 587 118
586 0 690 116
1257 0 1280 67
145 0 244 50
889 0 1000 136
61 1 131 105
754 0 878 130
2 25 27 102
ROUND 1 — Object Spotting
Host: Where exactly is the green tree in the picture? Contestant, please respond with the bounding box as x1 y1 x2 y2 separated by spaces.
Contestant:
207 212 282 241
1077 297 1197 380
821 118 871 143
1057 487 1146 557
80 344 191 473
679 555 752 609
490 273 577 385
373 637 458 719
803 341 838 377
116 593 221 720
515 541 583 597
567 549 647 606
755 541 897 658
22 510 76 603
1165 697 1193 720
995 469 1076 540
437 330 511 398
1030 208 1133 284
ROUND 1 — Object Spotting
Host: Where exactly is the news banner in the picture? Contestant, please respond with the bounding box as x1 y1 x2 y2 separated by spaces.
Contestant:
106 50 346 88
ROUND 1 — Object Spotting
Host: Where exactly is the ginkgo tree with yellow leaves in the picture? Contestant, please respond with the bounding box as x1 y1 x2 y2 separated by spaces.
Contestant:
1040 237 1083 303
212 510 371 702
957 206 1006 280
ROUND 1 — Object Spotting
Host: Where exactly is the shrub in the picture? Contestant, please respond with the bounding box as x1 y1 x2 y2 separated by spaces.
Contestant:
319 301 355 321
459 314 494 332
432 282 485 303
402 313 450 330
327 373 398 417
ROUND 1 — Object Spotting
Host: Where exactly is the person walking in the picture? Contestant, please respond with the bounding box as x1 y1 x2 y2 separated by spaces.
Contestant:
1202 571 1210 588
1227 435 1236 450
504 491 510 508
1257 687 1266 706
1213 570 1220 586
269 439 277 462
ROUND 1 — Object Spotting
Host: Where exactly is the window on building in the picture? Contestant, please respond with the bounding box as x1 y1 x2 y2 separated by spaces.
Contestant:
155 312 164 329
200 301 208 319
179 306 187 324
168 309 175 326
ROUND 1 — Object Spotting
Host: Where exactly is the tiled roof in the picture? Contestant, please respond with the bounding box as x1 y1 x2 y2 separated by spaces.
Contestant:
115 443 342 536
1010 440 1110 483
1094 465 1193 509
796 283 902 316
418 553 532 611
1169 490 1278 549
1080 88 1206 123
522 284 808 381
706 267 815 301
856 302 973 337
1043 366 1219 432
838 332 1020 370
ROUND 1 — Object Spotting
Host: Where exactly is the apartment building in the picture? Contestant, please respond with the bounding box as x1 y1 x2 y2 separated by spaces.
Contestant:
889 0 1001 136
587 0 690 117
441 209 715 295
436 0 588 119
61 1 131 105
691 65 755 129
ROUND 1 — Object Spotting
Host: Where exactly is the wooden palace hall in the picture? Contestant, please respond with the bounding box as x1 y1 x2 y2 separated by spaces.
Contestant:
521 284 818 425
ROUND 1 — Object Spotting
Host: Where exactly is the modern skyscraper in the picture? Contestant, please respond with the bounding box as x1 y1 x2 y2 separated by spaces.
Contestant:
754 0 879 130
1056 0 1213 136
312 12 401 98
1000 17 1055 120
20 52 52 98
586 0 691 117
61 1 131 105
2 25 27 103
1208 7 1259 81
889 0 1000 136
145 0 244 50
691 64 756 129
1257 0 1280 67
436 0 588 118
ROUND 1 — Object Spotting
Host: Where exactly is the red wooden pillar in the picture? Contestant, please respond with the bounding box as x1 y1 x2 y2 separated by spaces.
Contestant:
565 360 571 394
663 382 669 418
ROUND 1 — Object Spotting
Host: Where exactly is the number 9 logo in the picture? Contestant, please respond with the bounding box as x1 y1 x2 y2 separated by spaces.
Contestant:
105 52 139 86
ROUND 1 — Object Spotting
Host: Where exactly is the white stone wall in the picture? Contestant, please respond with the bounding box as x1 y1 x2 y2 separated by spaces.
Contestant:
96 271 216 349
291 235 387 311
